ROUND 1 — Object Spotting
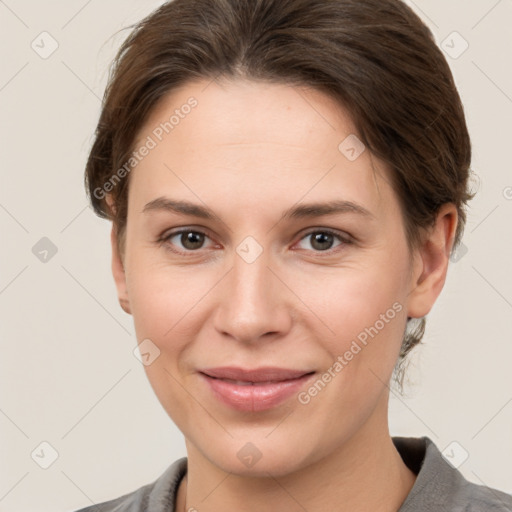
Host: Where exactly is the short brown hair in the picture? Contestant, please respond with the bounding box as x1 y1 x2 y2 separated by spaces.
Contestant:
85 0 475 392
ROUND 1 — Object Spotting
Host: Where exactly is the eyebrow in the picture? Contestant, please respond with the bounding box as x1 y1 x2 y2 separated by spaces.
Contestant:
142 197 375 221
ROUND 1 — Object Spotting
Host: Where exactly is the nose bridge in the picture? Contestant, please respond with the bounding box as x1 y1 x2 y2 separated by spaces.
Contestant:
214 237 291 342
233 242 272 306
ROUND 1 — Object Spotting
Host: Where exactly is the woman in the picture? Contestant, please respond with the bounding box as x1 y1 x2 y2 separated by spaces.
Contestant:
75 0 512 510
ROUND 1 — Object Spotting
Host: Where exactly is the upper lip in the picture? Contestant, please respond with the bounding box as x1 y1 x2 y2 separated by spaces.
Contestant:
199 367 314 383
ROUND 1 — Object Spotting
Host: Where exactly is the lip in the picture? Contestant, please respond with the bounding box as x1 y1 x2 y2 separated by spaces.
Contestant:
199 366 316 412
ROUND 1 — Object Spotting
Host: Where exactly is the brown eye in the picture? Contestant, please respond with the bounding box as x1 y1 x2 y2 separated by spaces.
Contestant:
162 229 213 253
296 229 351 253
179 231 206 250
310 232 335 251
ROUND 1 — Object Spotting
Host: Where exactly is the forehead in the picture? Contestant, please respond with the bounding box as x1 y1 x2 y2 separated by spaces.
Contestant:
128 78 396 222
136 77 354 146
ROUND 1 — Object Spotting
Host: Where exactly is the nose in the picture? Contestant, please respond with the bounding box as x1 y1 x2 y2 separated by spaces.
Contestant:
212 244 293 345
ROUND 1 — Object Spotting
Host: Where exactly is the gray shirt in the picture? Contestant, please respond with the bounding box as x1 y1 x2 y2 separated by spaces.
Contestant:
72 436 512 511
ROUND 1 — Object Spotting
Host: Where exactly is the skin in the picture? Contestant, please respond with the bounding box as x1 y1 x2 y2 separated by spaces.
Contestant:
108 78 457 512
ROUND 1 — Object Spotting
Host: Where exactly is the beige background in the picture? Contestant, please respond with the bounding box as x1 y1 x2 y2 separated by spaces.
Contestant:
0 1 511 510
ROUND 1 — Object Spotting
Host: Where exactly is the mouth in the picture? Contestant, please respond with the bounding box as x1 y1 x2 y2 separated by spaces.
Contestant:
198 367 316 412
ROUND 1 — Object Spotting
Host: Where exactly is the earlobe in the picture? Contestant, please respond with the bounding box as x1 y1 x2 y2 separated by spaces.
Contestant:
406 203 458 319
110 225 132 315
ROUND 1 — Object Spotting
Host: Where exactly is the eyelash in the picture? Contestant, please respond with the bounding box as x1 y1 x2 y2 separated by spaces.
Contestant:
157 227 353 256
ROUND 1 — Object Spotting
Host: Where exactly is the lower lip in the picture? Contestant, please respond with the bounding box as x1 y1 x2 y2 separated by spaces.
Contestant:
200 372 315 412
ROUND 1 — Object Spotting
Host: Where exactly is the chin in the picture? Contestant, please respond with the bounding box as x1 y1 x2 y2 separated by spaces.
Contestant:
195 433 319 478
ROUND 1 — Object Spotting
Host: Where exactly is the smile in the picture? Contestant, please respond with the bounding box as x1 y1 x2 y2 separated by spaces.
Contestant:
199 367 316 412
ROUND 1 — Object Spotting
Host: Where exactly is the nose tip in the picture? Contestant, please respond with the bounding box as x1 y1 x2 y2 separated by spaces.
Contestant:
212 250 293 344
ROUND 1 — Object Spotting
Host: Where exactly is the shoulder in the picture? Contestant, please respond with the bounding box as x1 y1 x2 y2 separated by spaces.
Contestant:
393 436 512 512
453 479 512 511
70 457 187 512
72 484 150 512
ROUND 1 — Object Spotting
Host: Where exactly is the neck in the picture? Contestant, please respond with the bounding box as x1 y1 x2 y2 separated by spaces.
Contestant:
176 400 417 512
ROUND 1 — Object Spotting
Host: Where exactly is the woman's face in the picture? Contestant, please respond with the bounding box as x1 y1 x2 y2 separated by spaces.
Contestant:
112 78 431 476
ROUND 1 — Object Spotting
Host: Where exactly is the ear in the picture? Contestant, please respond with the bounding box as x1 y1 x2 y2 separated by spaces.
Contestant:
105 194 131 315
406 203 458 319
110 225 132 315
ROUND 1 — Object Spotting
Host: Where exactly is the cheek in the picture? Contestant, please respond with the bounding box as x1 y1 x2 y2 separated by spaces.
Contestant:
296 261 407 349
125 263 203 430
293 267 408 430
126 254 206 340
295 264 409 419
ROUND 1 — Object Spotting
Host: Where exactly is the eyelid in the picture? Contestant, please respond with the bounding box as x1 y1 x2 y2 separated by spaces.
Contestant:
298 227 353 243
